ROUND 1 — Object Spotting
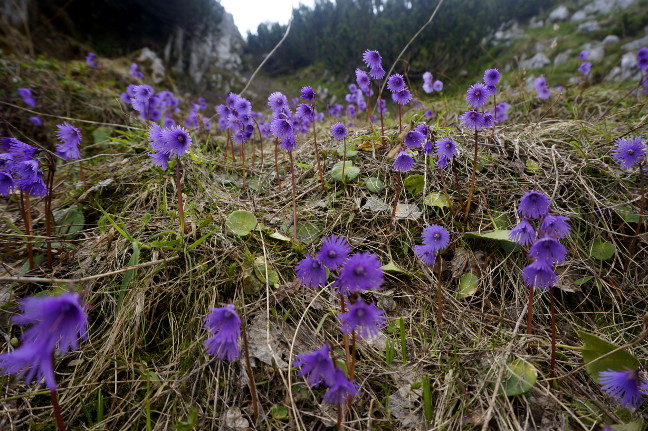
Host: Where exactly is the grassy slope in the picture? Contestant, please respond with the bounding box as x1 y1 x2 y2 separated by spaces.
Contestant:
1 15 648 431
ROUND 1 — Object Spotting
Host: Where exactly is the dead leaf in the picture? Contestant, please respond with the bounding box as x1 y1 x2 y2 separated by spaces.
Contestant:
246 314 288 368
224 407 250 430
394 204 421 220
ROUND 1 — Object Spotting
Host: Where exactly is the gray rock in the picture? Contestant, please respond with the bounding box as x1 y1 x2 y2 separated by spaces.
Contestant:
605 52 642 82
582 0 636 15
581 42 605 61
554 50 572 66
548 5 570 23
571 10 588 22
521 53 551 70
136 48 165 84
602 35 621 45
622 34 648 52
529 16 544 28
578 21 601 33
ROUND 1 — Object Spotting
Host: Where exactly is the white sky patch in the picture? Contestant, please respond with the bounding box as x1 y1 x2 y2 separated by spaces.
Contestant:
219 0 316 38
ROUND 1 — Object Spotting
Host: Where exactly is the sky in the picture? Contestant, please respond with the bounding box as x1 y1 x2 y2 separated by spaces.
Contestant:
219 0 316 38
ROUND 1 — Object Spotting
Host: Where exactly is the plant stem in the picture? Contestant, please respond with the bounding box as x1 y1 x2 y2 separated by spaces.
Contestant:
175 159 189 234
310 100 325 190
289 152 298 241
339 294 351 373
378 91 385 150
398 104 402 134
388 173 402 229
274 138 281 191
527 285 534 335
79 161 87 188
463 129 479 222
24 193 35 270
436 255 443 327
438 168 455 217
50 390 66 431
341 138 347 183
240 141 246 190
627 162 645 267
224 129 231 161
451 159 465 211
45 156 56 269
240 321 259 423
550 286 556 380
337 404 342 431
350 331 356 380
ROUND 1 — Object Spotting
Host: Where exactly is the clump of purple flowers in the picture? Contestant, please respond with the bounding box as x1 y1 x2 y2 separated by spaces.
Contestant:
203 304 241 361
534 76 551 100
415 224 450 267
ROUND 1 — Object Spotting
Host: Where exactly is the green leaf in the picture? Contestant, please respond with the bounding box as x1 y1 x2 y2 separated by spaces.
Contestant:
55 207 85 236
254 264 279 287
464 229 513 243
499 358 537 396
578 331 640 383
269 231 291 242
616 205 640 223
270 404 289 420
337 141 358 157
297 222 322 244
380 259 409 275
92 126 113 144
225 210 257 236
525 159 541 173
573 276 593 286
403 174 425 195
457 273 479 299
423 192 449 208
610 420 645 431
589 239 615 260
330 161 360 182
365 177 385 193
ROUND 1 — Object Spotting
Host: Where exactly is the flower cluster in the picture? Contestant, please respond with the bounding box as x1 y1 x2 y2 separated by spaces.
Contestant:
147 124 193 170
55 122 82 160
0 293 88 390
216 92 259 146
295 345 359 405
130 63 143 79
0 138 48 197
387 73 412 106
611 136 646 170
490 102 510 124
578 50 592 76
422 71 443 93
203 304 241 361
267 91 299 152
509 190 571 289
392 124 433 172
460 68 500 130
123 84 180 123
534 76 551 100
414 224 450 266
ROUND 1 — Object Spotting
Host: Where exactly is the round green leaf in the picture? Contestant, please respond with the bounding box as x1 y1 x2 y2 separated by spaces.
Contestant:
457 273 479 299
297 222 322 244
589 239 615 260
423 192 449 208
337 141 358 157
365 177 385 193
270 404 289 420
330 161 360 182
403 174 425 195
578 331 640 383
225 210 257 236
499 358 537 396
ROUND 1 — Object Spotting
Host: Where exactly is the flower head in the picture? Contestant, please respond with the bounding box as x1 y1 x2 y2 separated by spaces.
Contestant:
268 92 289 113
414 244 436 266
421 140 434 156
295 344 335 387
424 109 434 119
466 83 490 108
0 172 14 197
579 50 589 60
460 110 485 130
6 138 39 162
300 86 315 102
518 190 551 219
435 138 457 160
421 224 450 253
484 68 501 85
295 255 327 288
534 77 551 99
316 235 351 270
509 219 536 246
0 338 57 390
335 252 384 294
163 126 192 158
362 50 382 69
578 62 592 75
323 367 359 405
404 130 425 149
331 122 348 140
393 150 415 172
130 63 143 78
529 236 567 264
17 88 36 108
55 122 82 160
433 80 443 92
423 71 433 83
339 299 386 338
611 136 646 169
149 152 170 170
203 304 241 361
599 368 648 411
355 69 371 93
392 89 412 105
522 260 557 289
387 74 406 93
29 116 42 127
86 52 97 68
539 215 571 239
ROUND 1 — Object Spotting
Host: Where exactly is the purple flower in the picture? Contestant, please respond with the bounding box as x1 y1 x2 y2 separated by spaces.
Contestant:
17 88 36 108
14 292 88 354
29 116 42 127
578 62 592 76
203 304 241 361
482 113 495 128
599 368 648 411
414 244 436 266
423 71 433 83
534 77 551 99
433 80 443 92
300 86 315 102
268 92 289 113
424 109 434 119
435 138 457 160
339 299 386 338
163 126 192 158
529 236 567 264
294 344 335 387
518 190 551 219
317 235 351 270
323 367 359 405
423 81 434 93
331 122 347 140
130 63 143 79
0 338 57 390
295 255 327 288
509 219 536 246
393 150 415 172
86 52 97 68
271 115 294 138
422 140 434 156
0 172 14 196
387 74 406 93
149 152 170 170
295 104 314 122
132 85 153 101
404 130 425 149
392 89 412 105
335 252 384 294
356 69 371 93
421 224 450 253
539 215 571 239
15 161 48 197
611 136 646 169
522 260 557 289
579 50 589 60
55 122 82 160
484 68 501 86
465 83 490 108
460 110 485 130
362 50 382 69
280 134 297 152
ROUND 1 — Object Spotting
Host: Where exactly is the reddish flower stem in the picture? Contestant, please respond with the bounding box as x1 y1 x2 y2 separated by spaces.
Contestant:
378 90 385 150
438 168 455 217
240 140 246 189
627 162 645 268
437 255 443 327
44 155 56 269
240 320 259 423
289 152 298 241
527 285 534 335
50 390 66 431
274 138 282 191
550 286 556 379
175 159 189 234
23 193 35 270
451 159 465 211
464 129 479 222
311 97 325 190
388 173 402 230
